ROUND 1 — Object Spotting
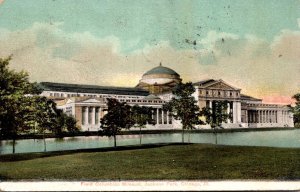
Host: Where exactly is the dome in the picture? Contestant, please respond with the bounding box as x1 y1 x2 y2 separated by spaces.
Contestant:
143 65 179 77
139 64 181 85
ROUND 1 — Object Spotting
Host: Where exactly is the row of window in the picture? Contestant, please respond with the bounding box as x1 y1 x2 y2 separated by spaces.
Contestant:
119 99 164 104
48 92 143 99
199 90 239 97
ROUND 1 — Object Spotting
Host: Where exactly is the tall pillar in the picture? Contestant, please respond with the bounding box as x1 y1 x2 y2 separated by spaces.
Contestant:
237 102 241 123
97 107 102 125
233 101 237 123
227 102 230 123
277 110 282 124
85 107 89 125
260 110 262 123
167 111 169 125
162 110 164 125
92 107 96 125
156 108 159 125
82 107 86 125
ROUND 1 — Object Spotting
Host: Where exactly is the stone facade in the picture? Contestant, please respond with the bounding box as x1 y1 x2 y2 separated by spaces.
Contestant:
40 66 294 131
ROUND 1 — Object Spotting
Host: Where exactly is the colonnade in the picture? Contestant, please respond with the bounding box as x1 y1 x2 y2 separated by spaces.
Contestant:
153 108 172 125
81 106 103 125
207 100 241 124
81 106 171 126
247 110 289 124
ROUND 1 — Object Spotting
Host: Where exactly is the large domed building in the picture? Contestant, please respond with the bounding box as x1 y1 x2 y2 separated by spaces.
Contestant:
39 64 294 131
136 63 182 94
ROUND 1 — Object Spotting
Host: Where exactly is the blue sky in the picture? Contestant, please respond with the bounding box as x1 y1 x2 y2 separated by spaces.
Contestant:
0 0 299 102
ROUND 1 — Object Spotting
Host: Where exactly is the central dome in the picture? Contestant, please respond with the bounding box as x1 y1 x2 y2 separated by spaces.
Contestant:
137 64 181 94
143 65 179 76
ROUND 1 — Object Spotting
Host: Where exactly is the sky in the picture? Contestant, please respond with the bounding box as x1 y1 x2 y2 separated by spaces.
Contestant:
0 0 299 104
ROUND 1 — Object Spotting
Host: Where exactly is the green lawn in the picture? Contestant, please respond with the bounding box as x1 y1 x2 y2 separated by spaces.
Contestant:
1 143 300 180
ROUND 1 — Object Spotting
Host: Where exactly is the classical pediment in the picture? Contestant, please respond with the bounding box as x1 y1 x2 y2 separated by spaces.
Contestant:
204 80 240 90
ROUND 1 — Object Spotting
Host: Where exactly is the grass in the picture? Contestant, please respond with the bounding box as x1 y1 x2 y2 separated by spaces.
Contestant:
0 143 300 180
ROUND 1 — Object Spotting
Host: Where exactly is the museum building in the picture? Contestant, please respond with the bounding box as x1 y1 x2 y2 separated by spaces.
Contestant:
39 64 294 131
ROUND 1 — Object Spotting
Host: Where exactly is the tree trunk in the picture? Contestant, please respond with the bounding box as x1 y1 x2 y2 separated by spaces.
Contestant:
113 134 117 147
214 131 218 145
182 128 184 143
139 127 142 145
43 129 47 152
12 139 15 154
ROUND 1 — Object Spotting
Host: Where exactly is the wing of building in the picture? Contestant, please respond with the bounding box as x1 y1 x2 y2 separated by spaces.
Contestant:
39 64 294 131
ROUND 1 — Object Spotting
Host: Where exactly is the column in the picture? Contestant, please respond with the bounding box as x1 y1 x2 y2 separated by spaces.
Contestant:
156 108 159 125
92 107 96 125
233 101 237 123
85 107 89 125
167 111 169 125
162 110 164 125
237 102 241 123
227 102 230 123
81 107 86 125
97 107 101 125
277 110 282 124
259 110 262 123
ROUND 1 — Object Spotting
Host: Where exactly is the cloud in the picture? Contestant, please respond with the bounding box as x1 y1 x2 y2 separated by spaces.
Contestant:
0 23 299 100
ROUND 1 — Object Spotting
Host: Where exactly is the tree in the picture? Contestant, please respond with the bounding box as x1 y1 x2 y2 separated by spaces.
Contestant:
200 100 230 144
164 82 203 143
100 98 134 147
131 105 155 144
0 57 41 153
289 93 300 128
0 57 78 153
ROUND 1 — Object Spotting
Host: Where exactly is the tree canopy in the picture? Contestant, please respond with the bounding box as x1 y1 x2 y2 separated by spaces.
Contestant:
0 57 41 139
200 100 230 129
164 82 203 142
100 98 134 147
0 57 78 143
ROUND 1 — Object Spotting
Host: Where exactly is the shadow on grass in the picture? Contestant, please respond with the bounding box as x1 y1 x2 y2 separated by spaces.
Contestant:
0 142 191 162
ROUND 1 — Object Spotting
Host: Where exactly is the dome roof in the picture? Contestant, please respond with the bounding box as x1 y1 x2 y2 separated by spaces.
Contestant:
143 64 179 76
